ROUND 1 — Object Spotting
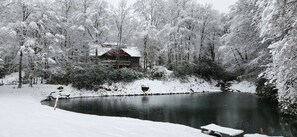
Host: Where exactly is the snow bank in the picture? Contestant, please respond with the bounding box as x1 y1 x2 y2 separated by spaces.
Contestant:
0 85 212 137
0 72 219 99
16 77 220 100
0 72 24 85
68 77 220 98
230 81 256 93
244 134 269 137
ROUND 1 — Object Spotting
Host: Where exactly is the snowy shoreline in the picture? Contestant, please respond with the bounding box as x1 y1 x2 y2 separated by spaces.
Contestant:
0 75 260 137
0 77 221 137
1 73 256 101
0 85 213 137
44 78 255 101
9 77 221 101
0 73 257 102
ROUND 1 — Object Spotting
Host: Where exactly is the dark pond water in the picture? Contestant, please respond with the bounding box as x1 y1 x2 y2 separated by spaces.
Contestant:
43 92 297 136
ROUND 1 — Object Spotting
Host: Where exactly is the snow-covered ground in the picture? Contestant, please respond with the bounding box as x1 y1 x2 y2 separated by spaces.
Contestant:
230 81 257 93
0 72 220 99
0 85 213 137
70 77 220 98
0 72 24 85
1 72 257 99
0 85 269 137
0 72 263 137
0 72 220 137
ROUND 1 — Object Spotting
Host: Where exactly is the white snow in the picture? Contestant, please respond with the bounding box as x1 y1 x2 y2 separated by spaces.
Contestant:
89 44 112 56
122 47 141 57
244 134 269 137
102 42 118 46
77 25 86 31
90 47 112 56
230 81 256 93
45 32 54 38
0 85 212 137
29 22 38 30
42 57 57 65
67 77 220 98
201 124 244 136
0 72 269 137
0 72 24 85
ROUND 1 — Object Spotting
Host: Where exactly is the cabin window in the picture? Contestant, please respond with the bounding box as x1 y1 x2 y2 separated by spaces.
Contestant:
131 58 138 63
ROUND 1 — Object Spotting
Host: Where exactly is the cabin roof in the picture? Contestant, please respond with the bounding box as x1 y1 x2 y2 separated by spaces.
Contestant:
122 47 141 57
89 43 141 57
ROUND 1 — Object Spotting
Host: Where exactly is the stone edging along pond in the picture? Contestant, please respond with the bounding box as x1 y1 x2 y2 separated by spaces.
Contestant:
41 90 216 102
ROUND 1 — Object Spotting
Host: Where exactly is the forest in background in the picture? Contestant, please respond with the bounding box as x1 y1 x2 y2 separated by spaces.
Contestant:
0 0 296 116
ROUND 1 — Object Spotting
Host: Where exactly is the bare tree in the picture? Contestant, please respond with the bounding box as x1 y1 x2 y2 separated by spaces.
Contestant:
113 0 132 69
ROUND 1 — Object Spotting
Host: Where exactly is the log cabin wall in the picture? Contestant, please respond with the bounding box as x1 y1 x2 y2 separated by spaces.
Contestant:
92 49 140 69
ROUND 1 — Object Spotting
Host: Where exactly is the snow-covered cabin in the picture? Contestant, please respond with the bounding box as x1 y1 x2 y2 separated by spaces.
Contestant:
89 43 141 69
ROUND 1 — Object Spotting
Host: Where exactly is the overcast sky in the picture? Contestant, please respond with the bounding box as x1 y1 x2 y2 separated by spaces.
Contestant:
108 0 238 13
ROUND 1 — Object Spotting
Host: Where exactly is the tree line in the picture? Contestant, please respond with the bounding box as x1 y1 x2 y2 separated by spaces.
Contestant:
0 0 296 115
0 0 224 86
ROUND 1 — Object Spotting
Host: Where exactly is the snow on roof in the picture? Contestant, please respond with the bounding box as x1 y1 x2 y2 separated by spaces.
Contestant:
89 43 112 56
89 44 141 57
89 47 112 56
201 124 244 136
122 47 141 57
0 58 3 62
103 42 118 46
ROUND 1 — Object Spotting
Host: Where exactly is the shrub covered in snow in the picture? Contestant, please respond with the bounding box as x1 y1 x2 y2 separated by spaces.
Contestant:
109 68 143 83
47 66 143 90
256 78 278 101
70 67 106 90
173 61 233 81
47 67 71 85
148 66 167 80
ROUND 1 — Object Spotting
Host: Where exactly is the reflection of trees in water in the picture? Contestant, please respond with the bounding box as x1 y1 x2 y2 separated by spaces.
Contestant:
280 117 297 137
141 96 149 104
255 100 282 136
48 94 297 137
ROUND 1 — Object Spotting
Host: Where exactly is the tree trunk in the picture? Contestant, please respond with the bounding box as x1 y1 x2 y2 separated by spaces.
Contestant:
95 48 98 65
210 32 216 62
116 44 120 69
18 51 23 88
143 35 148 70
198 21 206 62
116 24 123 69
187 36 191 62
29 57 34 87
231 48 242 68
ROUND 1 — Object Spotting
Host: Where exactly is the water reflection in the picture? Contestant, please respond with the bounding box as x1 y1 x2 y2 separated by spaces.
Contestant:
43 93 297 137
